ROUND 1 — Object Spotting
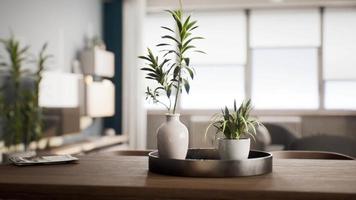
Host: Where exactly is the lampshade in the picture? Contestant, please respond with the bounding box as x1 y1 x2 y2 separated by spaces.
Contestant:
39 72 80 108
85 78 115 117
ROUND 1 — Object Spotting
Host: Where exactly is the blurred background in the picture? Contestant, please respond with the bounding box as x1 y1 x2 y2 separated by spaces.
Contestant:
0 0 356 158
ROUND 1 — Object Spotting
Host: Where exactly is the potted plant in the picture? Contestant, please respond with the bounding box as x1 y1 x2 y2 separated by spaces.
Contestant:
0 35 50 161
206 100 263 160
139 2 204 159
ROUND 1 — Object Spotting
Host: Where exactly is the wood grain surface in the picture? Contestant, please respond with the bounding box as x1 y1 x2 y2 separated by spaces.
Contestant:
0 155 355 200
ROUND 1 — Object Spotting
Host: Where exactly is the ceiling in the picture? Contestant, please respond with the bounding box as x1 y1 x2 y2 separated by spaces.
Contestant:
147 0 356 12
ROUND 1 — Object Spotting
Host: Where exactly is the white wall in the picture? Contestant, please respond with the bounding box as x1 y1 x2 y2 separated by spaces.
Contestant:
0 0 102 72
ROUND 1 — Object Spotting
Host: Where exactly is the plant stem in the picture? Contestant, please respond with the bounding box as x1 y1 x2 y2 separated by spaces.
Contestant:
157 100 170 111
172 44 184 114
172 71 181 114
168 92 172 110
172 5 185 114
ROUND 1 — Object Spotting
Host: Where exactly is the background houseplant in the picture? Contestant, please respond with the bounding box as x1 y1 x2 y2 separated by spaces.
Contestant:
139 2 204 159
0 35 50 153
206 100 263 160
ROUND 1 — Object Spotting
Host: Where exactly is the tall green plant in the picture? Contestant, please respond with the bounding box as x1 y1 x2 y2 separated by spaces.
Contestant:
22 44 51 149
0 36 29 148
139 3 205 114
206 100 263 140
0 36 50 150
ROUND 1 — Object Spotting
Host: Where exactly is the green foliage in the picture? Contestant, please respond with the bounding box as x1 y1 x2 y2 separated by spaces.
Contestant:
0 35 51 150
139 5 205 114
206 99 263 140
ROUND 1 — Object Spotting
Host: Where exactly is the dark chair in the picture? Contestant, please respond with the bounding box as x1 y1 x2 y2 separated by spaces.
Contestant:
272 150 355 160
264 123 298 150
287 135 356 158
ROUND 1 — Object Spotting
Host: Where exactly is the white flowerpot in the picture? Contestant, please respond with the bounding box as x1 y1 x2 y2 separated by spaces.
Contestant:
157 114 189 159
218 138 250 160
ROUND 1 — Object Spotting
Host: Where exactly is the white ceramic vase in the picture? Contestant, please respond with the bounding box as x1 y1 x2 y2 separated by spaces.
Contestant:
157 114 189 159
218 138 250 160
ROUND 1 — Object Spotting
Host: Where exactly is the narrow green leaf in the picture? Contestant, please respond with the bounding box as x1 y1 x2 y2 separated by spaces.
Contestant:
183 36 204 48
185 67 194 79
159 58 170 68
166 86 171 98
162 35 180 44
183 79 190 94
138 56 151 62
163 50 178 58
186 20 197 31
190 25 199 31
173 66 180 78
167 63 176 73
147 73 158 78
184 58 190 66
194 50 207 54
140 67 156 73
171 12 182 32
156 43 170 47
182 45 196 54
161 26 174 33
183 15 191 30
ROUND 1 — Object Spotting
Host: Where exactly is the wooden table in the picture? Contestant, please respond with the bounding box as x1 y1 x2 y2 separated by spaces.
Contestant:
0 155 355 200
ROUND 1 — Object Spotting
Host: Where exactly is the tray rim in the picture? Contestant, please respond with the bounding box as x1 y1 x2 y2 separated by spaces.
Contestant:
148 148 273 162
148 148 273 177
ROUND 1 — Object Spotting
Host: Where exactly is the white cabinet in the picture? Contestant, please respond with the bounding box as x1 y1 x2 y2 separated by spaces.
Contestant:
80 47 115 78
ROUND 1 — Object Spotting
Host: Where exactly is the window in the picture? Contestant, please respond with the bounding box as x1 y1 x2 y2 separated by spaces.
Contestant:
252 48 319 109
250 9 320 48
323 8 356 110
325 81 356 110
143 7 356 113
323 8 356 80
143 13 173 59
181 11 247 109
143 11 246 110
250 9 320 109
187 11 246 65
181 65 244 109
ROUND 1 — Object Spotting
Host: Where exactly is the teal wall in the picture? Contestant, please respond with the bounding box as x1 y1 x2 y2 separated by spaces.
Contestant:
103 0 123 134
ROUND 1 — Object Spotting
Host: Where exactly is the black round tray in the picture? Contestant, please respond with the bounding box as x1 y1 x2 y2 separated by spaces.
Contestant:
148 148 273 177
